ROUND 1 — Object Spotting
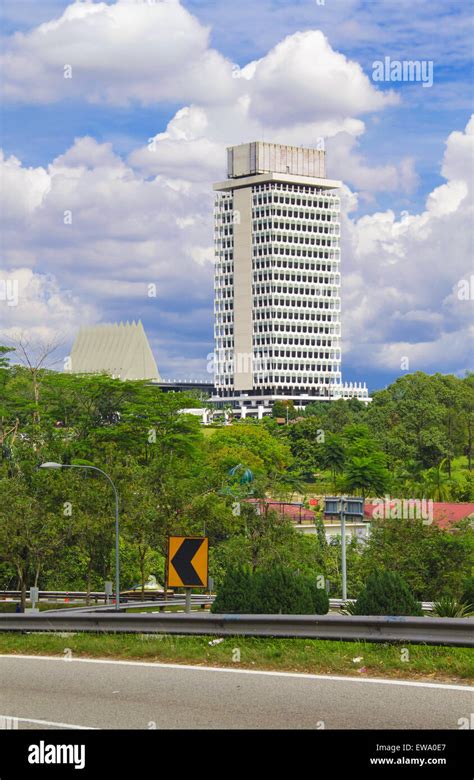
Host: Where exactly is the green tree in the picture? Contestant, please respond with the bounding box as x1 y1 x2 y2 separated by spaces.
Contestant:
418 459 453 501
359 517 473 600
285 417 325 476
320 435 345 492
460 374 474 472
344 455 390 499
210 423 292 476
0 476 63 608
271 399 298 421
120 463 164 598
367 373 467 470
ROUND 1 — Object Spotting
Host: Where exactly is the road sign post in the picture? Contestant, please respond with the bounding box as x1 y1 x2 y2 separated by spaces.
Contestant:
185 589 192 613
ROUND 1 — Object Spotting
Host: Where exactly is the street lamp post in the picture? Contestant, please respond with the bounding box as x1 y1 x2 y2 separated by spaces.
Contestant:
40 462 120 610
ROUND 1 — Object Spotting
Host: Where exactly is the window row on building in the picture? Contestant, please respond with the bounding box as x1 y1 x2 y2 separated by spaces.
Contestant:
254 306 339 318
252 210 338 222
253 337 338 347
253 286 338 296
253 259 339 271
253 218 339 230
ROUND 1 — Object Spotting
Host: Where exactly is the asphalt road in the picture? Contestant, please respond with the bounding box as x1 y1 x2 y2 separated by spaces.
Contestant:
0 655 472 730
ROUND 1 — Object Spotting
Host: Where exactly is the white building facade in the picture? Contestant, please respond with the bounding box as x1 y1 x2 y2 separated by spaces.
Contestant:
212 142 370 416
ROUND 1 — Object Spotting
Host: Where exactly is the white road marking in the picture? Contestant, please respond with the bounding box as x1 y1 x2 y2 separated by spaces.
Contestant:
0 714 97 729
0 654 472 691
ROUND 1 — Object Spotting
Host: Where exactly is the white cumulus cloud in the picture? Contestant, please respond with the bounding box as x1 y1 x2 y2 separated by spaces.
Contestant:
341 115 474 376
1 0 236 106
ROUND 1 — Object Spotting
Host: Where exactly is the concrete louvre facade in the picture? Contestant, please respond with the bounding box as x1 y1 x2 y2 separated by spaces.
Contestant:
69 320 160 381
212 141 370 416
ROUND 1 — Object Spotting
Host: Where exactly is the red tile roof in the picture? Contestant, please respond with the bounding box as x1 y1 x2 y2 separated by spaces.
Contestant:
364 501 474 529
247 498 474 529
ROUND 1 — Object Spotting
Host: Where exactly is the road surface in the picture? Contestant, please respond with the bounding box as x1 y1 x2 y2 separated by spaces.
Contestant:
0 655 472 729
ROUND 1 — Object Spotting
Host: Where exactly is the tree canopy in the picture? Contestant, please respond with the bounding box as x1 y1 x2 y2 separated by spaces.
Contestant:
0 350 472 606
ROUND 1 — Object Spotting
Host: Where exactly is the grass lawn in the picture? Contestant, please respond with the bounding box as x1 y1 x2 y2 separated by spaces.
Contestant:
0 633 471 683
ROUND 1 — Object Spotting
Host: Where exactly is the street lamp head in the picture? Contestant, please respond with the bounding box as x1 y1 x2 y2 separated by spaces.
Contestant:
39 462 63 469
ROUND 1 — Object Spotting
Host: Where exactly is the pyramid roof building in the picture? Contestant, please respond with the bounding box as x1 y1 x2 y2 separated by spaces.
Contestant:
69 320 161 381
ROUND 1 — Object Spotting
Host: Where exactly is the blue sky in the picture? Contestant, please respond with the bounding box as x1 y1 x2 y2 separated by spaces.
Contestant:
0 0 472 390
2 0 472 208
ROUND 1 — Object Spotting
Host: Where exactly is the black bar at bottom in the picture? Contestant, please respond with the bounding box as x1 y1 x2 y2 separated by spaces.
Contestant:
0 729 471 777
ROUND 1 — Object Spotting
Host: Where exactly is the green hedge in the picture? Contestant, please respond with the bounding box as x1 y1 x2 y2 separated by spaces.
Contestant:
211 566 329 615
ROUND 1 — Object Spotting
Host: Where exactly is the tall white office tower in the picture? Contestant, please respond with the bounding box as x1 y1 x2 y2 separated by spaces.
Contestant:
212 142 370 418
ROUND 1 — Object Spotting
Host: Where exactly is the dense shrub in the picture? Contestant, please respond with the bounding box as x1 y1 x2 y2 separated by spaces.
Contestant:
461 577 474 609
353 571 423 616
211 566 254 613
211 565 329 614
307 579 330 615
250 567 314 614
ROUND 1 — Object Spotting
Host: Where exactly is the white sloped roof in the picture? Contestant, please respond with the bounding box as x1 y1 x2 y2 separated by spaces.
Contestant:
69 320 161 381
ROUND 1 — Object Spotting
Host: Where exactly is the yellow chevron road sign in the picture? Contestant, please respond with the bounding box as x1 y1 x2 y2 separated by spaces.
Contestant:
167 536 209 588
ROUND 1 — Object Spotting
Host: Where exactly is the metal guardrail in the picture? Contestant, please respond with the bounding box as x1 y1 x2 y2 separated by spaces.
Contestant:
0 592 436 611
0 613 471 646
329 599 435 613
40 598 213 614
0 591 107 601
0 590 177 602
